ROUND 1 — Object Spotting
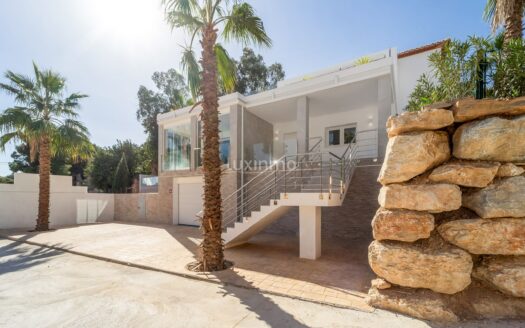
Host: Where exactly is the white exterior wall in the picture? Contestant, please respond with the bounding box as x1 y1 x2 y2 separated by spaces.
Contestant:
309 106 378 158
396 49 438 111
0 173 114 229
272 105 378 160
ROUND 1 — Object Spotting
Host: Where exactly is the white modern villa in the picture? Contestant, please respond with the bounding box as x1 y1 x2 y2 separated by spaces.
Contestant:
153 41 444 259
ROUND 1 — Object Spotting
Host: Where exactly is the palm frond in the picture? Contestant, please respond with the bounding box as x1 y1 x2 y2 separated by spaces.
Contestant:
40 69 65 95
221 2 272 47
162 0 199 16
181 47 202 100
32 62 43 89
0 107 33 133
215 43 236 93
52 120 93 161
0 71 36 104
166 10 204 32
0 131 21 152
62 118 90 136
53 92 88 118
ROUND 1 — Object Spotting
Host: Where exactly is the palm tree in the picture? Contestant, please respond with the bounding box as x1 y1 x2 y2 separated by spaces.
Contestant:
162 0 271 271
0 63 92 231
484 0 524 43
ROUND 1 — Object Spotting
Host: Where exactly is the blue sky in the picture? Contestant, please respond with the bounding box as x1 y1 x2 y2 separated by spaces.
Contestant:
0 0 491 175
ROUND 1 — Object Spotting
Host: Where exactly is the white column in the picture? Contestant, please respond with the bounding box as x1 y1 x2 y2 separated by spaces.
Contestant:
296 96 309 154
299 205 321 259
377 76 392 160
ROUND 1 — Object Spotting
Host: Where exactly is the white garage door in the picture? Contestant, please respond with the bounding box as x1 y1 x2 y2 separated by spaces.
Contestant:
178 183 203 226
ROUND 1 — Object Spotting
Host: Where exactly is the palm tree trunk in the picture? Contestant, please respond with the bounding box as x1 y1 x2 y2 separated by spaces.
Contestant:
504 0 524 42
198 25 224 271
36 136 51 231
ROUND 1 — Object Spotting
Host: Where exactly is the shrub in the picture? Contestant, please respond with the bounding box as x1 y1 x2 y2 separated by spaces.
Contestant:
405 74 440 112
492 38 525 98
405 36 525 111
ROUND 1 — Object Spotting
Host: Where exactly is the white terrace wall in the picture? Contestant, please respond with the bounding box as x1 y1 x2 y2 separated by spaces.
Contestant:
0 173 114 229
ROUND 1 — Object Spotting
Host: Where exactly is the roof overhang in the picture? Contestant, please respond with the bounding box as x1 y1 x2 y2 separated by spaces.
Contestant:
158 48 396 124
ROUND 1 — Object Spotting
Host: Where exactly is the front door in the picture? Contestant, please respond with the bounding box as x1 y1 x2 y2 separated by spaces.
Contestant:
283 132 297 156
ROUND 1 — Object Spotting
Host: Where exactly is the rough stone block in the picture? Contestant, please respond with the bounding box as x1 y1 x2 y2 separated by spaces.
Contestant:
367 287 458 322
378 131 450 185
368 240 472 294
473 256 525 298
439 218 525 255
497 163 525 177
463 176 525 219
378 183 461 213
452 97 525 122
372 208 434 242
429 161 500 188
453 115 525 162
386 108 454 137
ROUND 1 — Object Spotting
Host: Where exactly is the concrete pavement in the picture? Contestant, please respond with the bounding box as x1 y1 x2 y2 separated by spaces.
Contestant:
1 239 522 328
0 222 374 311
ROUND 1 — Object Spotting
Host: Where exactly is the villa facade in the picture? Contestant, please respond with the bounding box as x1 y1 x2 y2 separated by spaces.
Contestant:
153 41 444 258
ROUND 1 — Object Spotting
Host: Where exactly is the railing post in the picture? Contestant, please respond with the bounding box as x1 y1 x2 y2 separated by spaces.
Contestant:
274 162 278 205
284 157 288 199
300 155 303 189
240 188 244 222
329 158 333 200
340 157 344 197
319 153 323 200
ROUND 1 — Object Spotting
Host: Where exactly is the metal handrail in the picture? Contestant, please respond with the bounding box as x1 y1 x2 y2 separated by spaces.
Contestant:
308 137 322 153
220 129 377 229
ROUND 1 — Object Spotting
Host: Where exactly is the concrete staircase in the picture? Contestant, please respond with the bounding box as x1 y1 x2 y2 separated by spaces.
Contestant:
223 199 291 247
221 129 377 251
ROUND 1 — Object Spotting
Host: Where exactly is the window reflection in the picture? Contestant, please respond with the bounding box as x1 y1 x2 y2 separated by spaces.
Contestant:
197 113 230 167
163 121 191 171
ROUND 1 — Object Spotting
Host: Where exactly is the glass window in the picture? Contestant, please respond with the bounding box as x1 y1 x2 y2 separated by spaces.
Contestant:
197 113 230 166
163 121 191 171
328 129 340 146
326 123 357 147
344 127 356 144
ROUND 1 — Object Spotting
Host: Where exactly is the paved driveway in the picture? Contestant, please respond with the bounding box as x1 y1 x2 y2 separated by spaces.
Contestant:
0 222 374 311
2 239 521 328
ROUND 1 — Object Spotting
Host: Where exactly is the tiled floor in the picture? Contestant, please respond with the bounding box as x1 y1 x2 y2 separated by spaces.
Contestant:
1 221 374 311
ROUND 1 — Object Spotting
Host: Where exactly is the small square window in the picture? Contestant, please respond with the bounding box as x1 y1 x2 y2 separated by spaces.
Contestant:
344 127 356 144
328 129 340 146
326 123 357 147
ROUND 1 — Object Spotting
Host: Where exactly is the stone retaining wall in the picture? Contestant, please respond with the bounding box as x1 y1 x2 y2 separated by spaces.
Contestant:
367 97 525 321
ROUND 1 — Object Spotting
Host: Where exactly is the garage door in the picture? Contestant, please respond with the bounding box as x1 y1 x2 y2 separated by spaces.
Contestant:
178 183 203 226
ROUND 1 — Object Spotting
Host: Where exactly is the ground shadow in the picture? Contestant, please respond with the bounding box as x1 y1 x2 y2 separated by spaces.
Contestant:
216 270 310 328
225 232 374 294
161 225 310 327
0 237 67 276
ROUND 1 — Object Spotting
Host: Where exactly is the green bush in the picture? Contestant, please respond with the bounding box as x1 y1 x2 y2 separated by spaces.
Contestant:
405 74 440 112
492 38 525 98
406 36 525 111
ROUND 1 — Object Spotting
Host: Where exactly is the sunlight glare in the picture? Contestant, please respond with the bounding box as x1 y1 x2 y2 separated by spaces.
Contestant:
82 0 164 50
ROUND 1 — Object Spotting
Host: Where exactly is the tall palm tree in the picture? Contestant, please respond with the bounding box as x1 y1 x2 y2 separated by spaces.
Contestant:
162 0 271 271
484 0 524 43
0 63 92 231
